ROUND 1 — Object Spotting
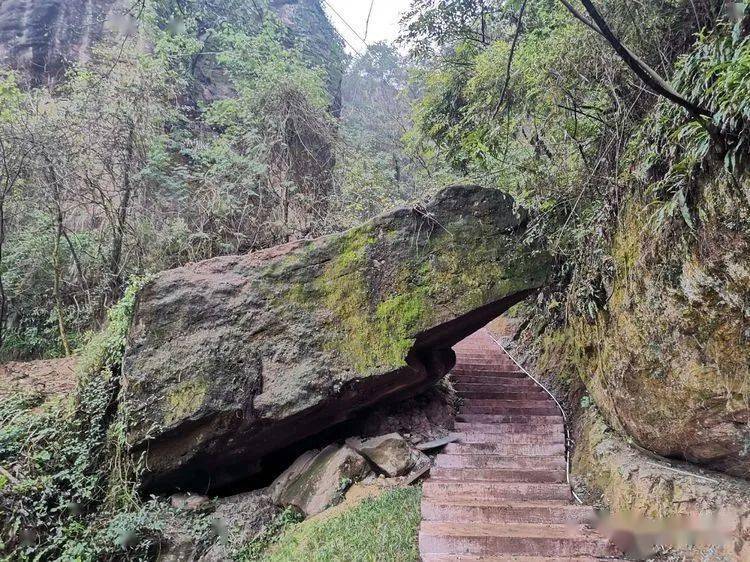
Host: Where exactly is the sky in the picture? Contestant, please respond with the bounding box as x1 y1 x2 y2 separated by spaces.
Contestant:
322 0 407 54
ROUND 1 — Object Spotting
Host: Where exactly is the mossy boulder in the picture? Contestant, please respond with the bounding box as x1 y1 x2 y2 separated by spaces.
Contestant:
122 185 550 491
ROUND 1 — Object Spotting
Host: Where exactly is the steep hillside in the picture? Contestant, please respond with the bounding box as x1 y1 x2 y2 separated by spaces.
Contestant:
0 0 347 360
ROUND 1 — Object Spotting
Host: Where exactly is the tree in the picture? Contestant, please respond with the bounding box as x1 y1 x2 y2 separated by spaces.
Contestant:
557 0 712 117
0 73 33 352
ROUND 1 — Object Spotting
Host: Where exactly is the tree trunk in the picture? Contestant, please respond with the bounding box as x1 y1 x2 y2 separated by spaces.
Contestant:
108 120 136 304
52 210 71 356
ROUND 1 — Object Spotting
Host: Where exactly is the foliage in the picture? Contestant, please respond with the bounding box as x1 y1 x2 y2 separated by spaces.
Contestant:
402 0 729 322
334 43 456 226
0 0 344 359
640 21 750 229
199 18 336 244
0 277 154 560
400 0 501 59
261 487 423 561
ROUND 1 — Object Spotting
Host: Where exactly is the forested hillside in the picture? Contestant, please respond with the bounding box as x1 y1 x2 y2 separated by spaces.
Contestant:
0 0 347 359
1 0 749 560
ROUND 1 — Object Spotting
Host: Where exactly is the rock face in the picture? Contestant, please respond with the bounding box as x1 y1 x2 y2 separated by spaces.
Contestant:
571 190 750 478
0 0 342 95
573 410 750 559
270 445 370 516
0 0 132 85
122 185 550 491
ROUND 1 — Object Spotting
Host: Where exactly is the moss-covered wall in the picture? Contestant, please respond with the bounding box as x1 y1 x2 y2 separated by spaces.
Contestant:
534 174 750 478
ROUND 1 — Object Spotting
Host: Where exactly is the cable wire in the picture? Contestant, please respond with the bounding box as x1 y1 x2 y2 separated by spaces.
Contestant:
321 0 369 50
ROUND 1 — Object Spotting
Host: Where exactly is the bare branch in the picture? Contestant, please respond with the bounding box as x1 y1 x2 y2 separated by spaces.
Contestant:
559 0 712 117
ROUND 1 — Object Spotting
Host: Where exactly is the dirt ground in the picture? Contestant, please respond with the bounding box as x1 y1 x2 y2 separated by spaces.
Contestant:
0 357 78 400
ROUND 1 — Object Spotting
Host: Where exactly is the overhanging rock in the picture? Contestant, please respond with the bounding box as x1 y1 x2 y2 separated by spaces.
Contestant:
122 185 551 491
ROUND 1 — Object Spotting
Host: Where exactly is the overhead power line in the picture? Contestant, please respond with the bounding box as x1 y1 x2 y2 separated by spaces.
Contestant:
321 0 369 51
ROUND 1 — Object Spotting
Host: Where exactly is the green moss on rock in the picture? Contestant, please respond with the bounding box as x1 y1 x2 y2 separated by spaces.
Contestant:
165 378 207 426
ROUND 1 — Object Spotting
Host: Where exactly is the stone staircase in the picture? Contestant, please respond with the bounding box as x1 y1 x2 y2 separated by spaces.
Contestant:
419 329 621 561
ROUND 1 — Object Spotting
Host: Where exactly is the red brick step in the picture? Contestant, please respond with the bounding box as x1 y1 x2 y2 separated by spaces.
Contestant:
430 467 565 483
435 454 565 470
420 328 619 561
422 554 614 561
421 500 596 524
453 421 564 434
458 389 546 399
423 481 572 501
451 372 539 382
419 522 620 557
455 432 565 444
457 414 564 424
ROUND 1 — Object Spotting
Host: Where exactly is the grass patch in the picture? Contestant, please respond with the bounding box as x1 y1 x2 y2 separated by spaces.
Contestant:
261 486 422 562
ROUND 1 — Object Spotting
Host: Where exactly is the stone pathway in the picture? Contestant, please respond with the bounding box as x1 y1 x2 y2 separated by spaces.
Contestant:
419 328 621 561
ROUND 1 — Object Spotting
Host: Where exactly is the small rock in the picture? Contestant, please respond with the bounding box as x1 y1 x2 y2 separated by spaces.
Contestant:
270 444 370 517
405 460 432 485
416 434 459 452
170 493 211 512
346 433 416 477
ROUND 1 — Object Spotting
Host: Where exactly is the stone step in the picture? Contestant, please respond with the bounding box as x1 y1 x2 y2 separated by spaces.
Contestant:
452 375 539 386
454 378 537 386
454 349 502 354
458 389 546 400
453 366 526 375
460 403 560 416
462 398 554 408
419 522 618 557
444 442 566 456
422 554 614 561
421 500 596 524
464 394 557 407
457 414 564 424
455 359 516 366
430 467 566 483
455 432 565 444
454 359 518 367
455 358 513 364
435 454 565 470
453 422 564 435
423 481 572 501
419 330 621 562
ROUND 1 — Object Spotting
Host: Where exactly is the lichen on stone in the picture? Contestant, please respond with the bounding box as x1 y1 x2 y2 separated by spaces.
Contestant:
164 378 207 426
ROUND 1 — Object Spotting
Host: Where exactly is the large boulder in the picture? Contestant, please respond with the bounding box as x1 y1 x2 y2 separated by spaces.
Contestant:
122 185 550 491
